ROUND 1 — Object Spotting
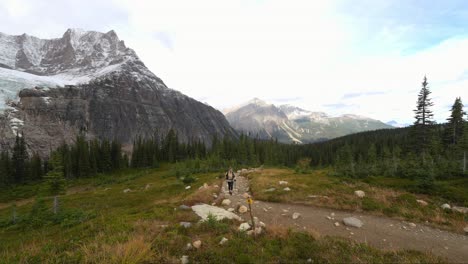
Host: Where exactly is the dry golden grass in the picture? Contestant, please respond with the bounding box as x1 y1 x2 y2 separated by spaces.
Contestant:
80 234 154 264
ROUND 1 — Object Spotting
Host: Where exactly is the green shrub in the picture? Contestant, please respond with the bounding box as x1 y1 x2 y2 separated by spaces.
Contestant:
361 197 382 211
383 206 400 217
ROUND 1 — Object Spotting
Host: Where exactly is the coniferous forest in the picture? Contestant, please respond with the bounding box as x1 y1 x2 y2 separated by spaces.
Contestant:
0 77 467 193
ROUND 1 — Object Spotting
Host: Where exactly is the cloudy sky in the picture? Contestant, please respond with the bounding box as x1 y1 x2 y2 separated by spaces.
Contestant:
1 0 467 124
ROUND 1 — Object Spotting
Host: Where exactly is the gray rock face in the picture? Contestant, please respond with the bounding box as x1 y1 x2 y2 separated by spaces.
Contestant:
0 29 237 156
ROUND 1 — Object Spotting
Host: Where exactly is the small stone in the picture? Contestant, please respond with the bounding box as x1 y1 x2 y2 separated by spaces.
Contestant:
409 223 416 228
279 181 288 185
192 240 202 249
239 222 251 231
343 217 364 228
326 216 332 220
185 186 191 190
180 222 192 228
307 258 312 263
211 202 216 206
203 183 209 188
331 213 335 217
265 188 276 192
123 188 131 193
145 184 151 190
259 221 266 228
263 208 268 212
221 199 232 206
292 212 301 219
219 237 228 245
227 208 235 212
416 199 428 206
179 205 191 210
334 222 340 227
254 226 263 235
354 190 365 198
463 226 468 235
181 255 189 264
441 203 451 210
283 187 291 191
282 209 289 213
238 205 248 214
242 193 250 199
350 232 354 235
185 243 192 250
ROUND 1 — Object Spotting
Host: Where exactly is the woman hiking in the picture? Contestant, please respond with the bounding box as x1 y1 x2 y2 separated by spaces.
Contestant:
225 167 236 195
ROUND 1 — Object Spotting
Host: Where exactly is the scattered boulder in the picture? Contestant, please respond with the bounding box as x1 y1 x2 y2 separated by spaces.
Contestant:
242 193 250 199
354 190 365 198
343 217 364 228
185 186 191 190
292 212 301 220
259 221 266 228
452 206 468 214
409 223 416 228
185 243 192 250
221 199 232 206
334 222 340 227
181 255 189 264
239 222 251 232
441 203 451 210
416 199 428 206
180 222 192 228
279 181 288 185
191 204 242 221
265 188 276 192
238 205 248 214
254 226 263 235
192 240 202 249
203 183 209 189
123 188 131 193
283 187 291 191
219 237 228 245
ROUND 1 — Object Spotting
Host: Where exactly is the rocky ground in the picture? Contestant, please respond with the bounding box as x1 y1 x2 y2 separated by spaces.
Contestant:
207 171 468 263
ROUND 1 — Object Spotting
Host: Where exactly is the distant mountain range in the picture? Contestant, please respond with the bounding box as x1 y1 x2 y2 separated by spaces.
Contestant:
224 98 394 143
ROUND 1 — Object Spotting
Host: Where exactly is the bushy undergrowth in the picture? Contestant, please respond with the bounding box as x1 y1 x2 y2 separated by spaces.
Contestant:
0 197 94 230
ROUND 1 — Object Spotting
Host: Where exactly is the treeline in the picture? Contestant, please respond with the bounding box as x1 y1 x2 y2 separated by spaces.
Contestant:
302 77 468 182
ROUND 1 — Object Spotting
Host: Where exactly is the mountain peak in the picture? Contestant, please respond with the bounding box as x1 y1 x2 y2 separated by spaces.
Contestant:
248 97 269 106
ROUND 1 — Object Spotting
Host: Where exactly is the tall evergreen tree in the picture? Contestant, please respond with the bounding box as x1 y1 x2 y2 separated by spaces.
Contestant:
12 132 28 183
411 76 435 154
445 97 466 145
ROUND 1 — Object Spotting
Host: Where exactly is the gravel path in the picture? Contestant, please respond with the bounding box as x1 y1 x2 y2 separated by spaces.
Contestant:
220 175 468 263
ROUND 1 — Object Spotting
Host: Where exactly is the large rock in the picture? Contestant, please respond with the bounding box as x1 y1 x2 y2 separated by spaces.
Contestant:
342 217 364 228
441 203 451 210
416 200 428 206
239 222 251 231
354 190 365 198
238 205 248 214
221 199 232 206
191 204 241 221
452 206 468 214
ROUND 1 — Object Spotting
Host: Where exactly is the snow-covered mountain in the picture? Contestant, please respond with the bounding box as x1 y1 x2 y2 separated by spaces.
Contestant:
0 29 237 155
225 99 393 143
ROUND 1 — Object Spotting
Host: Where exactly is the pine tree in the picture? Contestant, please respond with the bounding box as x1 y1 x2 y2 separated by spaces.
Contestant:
411 76 435 154
445 97 466 146
44 151 65 195
12 132 28 183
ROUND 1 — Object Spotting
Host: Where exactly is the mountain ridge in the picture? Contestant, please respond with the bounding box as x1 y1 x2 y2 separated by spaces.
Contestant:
225 99 393 143
0 29 237 156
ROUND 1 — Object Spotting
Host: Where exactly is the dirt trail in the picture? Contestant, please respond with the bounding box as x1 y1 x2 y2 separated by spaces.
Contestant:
221 175 468 263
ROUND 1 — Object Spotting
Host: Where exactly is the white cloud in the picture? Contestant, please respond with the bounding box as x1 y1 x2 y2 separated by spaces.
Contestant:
0 0 467 124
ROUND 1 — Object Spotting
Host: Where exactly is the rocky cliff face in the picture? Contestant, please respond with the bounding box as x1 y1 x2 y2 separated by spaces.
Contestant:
0 29 237 156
